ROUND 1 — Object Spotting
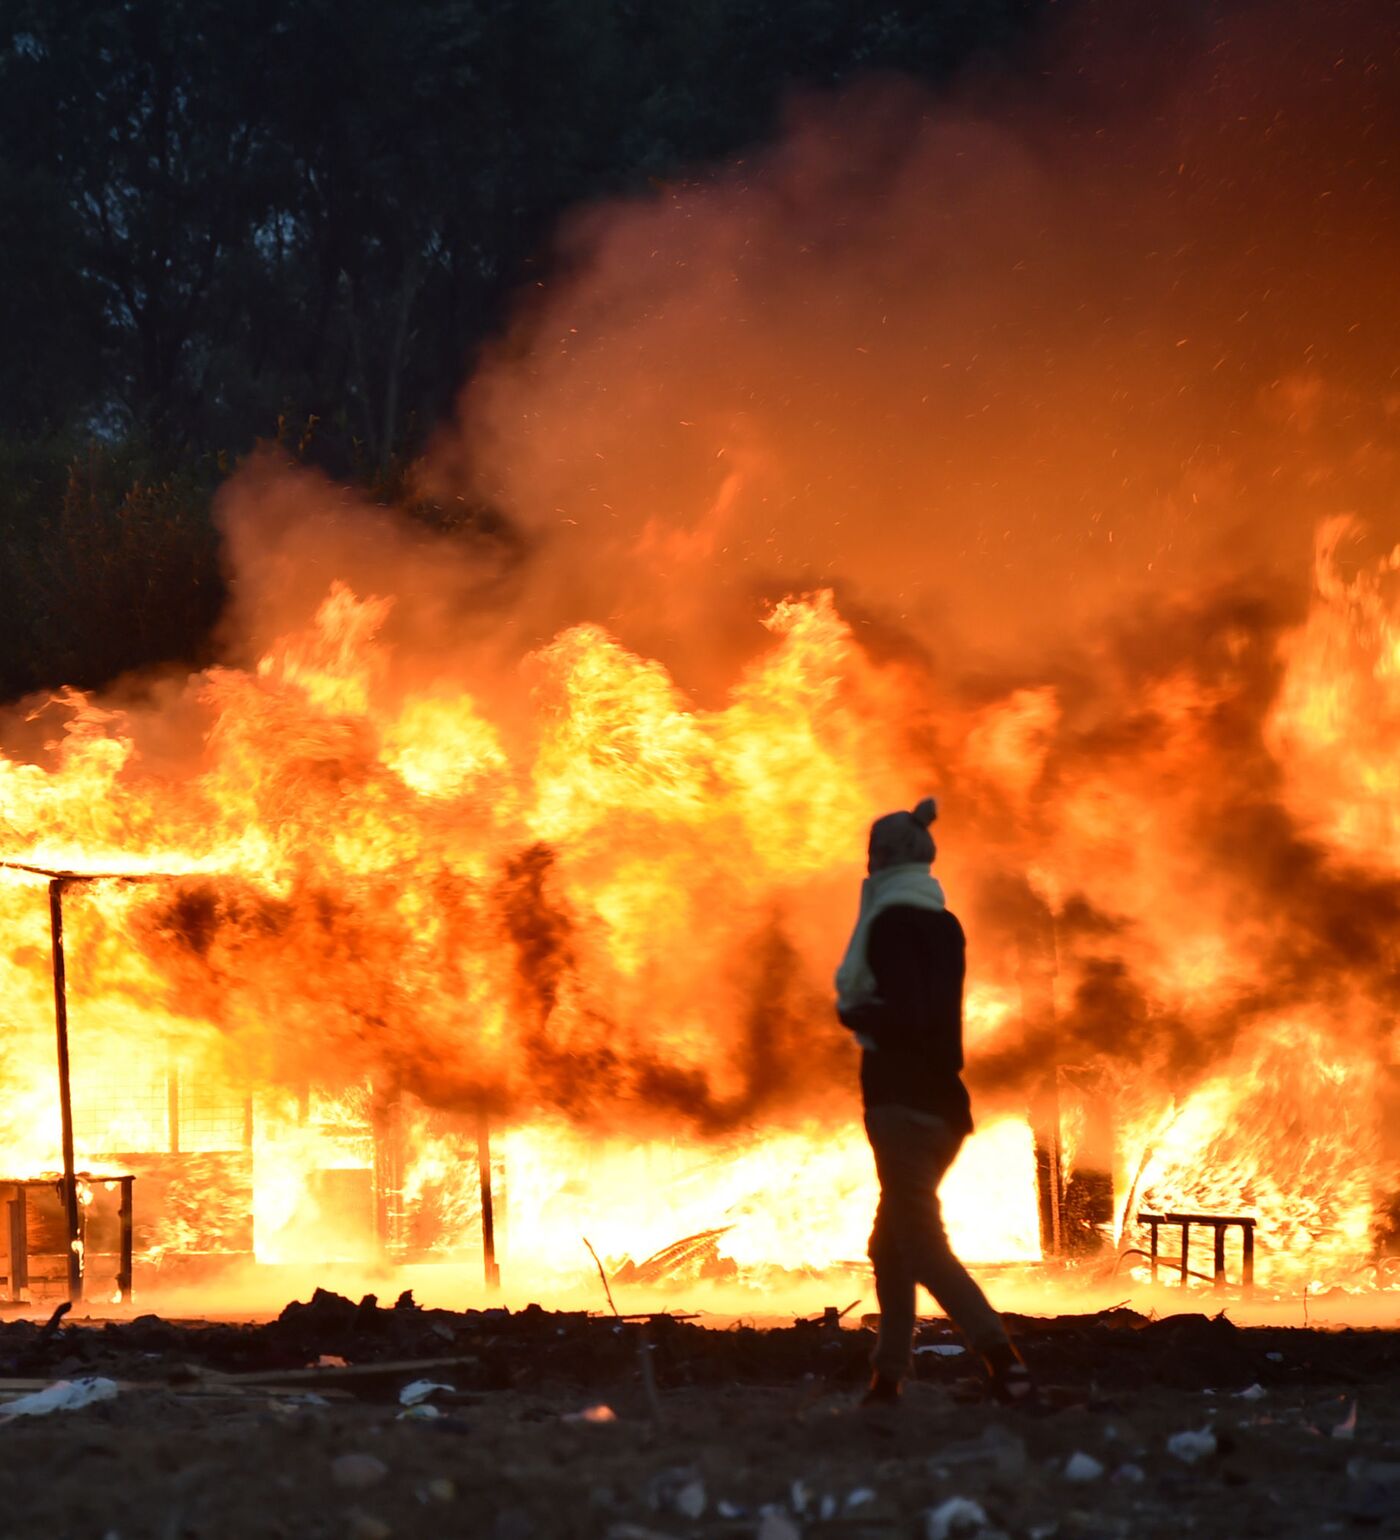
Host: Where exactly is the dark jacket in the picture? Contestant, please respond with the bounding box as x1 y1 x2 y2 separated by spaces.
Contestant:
840 905 972 1134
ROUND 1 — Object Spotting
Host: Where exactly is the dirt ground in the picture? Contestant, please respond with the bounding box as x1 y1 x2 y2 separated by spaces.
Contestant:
4 1294 1400 1540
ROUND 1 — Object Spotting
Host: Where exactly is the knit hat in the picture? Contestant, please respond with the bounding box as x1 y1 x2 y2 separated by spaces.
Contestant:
867 797 938 873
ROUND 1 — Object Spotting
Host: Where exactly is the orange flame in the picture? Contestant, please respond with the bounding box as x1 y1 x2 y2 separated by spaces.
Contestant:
6 6 1400 1307
0 514 1396 1304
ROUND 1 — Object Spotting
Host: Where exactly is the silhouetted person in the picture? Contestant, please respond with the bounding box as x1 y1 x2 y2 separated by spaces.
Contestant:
836 798 1032 1406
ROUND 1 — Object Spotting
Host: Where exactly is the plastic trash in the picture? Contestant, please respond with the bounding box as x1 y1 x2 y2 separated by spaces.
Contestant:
674 1480 706 1520
564 1404 617 1423
844 1488 876 1511
1334 1400 1359 1441
1166 1428 1218 1464
915 1343 967 1357
398 1402 443 1421
1063 1451 1104 1483
647 1465 703 1516
400 1378 455 1406
926 1496 989 1540
1 1377 119 1419
1113 1463 1146 1485
1235 1383 1266 1401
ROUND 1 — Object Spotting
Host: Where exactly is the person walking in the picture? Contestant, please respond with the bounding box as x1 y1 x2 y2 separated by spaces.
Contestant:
835 797 1033 1406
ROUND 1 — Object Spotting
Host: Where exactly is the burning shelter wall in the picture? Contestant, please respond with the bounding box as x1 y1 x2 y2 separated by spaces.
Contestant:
2 0 1400 1282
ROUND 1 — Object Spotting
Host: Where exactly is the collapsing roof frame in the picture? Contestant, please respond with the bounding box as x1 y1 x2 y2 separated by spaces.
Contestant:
1 859 503 1302
1 860 186 1302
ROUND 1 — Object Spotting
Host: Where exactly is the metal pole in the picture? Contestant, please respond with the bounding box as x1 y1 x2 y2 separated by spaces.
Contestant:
8 1187 29 1301
477 1109 499 1291
1018 903 1063 1259
48 879 82 1303
1032 1077 1064 1257
117 1177 134 1304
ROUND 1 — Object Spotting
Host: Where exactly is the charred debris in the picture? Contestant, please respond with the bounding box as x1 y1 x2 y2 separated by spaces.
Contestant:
2 1290 1397 1407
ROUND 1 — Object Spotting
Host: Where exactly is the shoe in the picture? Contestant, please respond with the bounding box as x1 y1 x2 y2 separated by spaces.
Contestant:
982 1342 1037 1406
859 1372 903 1407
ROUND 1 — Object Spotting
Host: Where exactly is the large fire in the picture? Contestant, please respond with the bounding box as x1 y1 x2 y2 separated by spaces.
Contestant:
0 515 1396 1308
4 5 1400 1314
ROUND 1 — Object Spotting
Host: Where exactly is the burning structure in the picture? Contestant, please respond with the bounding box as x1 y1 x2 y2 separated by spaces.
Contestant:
3 3 1400 1310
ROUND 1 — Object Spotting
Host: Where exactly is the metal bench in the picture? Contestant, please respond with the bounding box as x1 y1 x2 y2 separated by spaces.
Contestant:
1138 1211 1256 1294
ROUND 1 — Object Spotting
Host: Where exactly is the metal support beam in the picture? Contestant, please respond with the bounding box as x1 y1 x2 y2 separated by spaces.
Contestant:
1017 898 1062 1259
1032 1081 1063 1258
477 1110 499 1291
48 879 82 1303
116 1176 134 1303
7 1187 28 1301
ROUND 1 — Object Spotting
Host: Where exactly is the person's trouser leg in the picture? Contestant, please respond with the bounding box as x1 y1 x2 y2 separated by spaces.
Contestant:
867 1176 919 1380
865 1104 1009 1378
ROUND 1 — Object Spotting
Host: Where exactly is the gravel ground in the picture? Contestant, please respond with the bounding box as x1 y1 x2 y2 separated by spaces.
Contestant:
3 1297 1399 1540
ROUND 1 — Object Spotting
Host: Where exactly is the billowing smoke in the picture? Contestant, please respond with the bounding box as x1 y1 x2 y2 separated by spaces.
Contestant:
426 0 1400 687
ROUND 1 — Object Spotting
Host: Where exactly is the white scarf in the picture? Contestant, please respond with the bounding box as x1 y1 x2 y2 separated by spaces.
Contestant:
834 863 946 1014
